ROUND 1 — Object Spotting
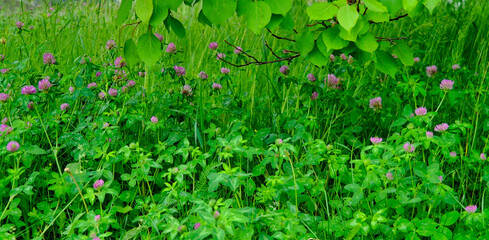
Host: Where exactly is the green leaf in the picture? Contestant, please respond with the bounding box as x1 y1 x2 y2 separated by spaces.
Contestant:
306 2 338 20
198 9 213 27
166 15 186 38
366 11 390 22
266 14 283 30
245 1 272 34
403 0 418 12
137 32 161 66
164 0 182 10
375 50 398 77
378 0 402 15
237 0 252 16
203 0 237 25
393 40 414 66
124 39 140 67
322 27 349 50
264 0 291 15
337 5 359 33
135 0 153 23
363 0 388 12
295 30 315 56
116 0 133 25
307 42 328 67
317 34 332 56
149 0 168 27
422 0 441 14
356 32 378 52
279 13 295 31
27 145 47 155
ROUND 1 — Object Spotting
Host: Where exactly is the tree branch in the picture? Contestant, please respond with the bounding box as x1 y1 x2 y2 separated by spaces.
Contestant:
266 29 295 42
265 41 281 59
375 37 407 44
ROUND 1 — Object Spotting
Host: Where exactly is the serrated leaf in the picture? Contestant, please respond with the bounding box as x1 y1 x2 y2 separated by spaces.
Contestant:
403 0 418 12
149 0 168 26
375 50 398 77
393 40 414 66
137 32 161 66
337 5 359 33
363 0 388 12
322 27 349 50
135 0 153 23
307 2 338 20
246 1 272 34
264 0 291 15
356 32 378 52
116 0 133 25
203 0 237 25
124 39 140 67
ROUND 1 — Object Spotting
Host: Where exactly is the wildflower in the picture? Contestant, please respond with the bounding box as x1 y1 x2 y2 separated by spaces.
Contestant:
94 215 101 222
415 107 427 116
15 21 24 29
221 68 230 75
96 71 102 77
213 211 220 219
60 103 69 111
2 117 7 124
385 172 393 180
122 86 128 93
69 86 74 94
151 116 158 124
87 82 97 89
392 54 398 59
450 152 456 157
234 46 242 55
174 66 186 76
0 54 4 62
80 56 91 64
127 80 136 87
481 153 487 160
106 40 116 50
426 65 437 77
154 33 164 42
6 141 20 152
166 42 176 53
181 85 193 96
279 65 289 75
370 137 382 145
434 123 449 132
139 71 146 77
426 131 433 138
93 179 104 190
178 225 187 232
21 85 37 95
347 55 354 64
369 97 382 111
43 53 56 65
99 92 106 99
403 142 415 153
216 53 225 60
465 205 477 213
439 176 443 182
209 42 218 50
194 222 201 230
103 122 109 129
307 73 316 82
0 68 9 74
114 57 126 68
452 64 460 71
198 71 208 80
330 54 335 62
340 53 347 60
28 101 34 109
108 88 118 97
440 79 454 91
311 91 318 100
414 57 420 63
326 74 339 88
0 93 9 102
38 77 52 92
212 83 222 90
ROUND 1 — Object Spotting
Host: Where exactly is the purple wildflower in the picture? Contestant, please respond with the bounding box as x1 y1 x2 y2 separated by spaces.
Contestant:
6 141 20 152
216 53 225 60
330 54 335 62
370 137 382 145
0 69 9 74
139 71 146 77
96 71 102 77
87 82 97 89
99 92 106 99
94 215 101 222
0 93 9 102
426 65 437 77
415 107 427 116
108 88 118 97
385 172 393 180
465 205 477 213
279 65 289 75
69 86 74 94
15 21 24 29
127 80 136 87
311 92 318 100
212 83 222 90
166 42 176 53
414 57 420 63
369 97 382 111
43 53 56 65
403 142 415 153
194 222 201 230
174 66 186 76
452 64 460 71
93 179 104 190
181 85 193 96
434 123 449 132
21 85 37 95
340 53 347 60
198 71 208 80
151 116 158 124
221 68 230 75
234 46 242 55
60 103 69 111
481 153 486 160
326 74 339 88
154 33 164 42
440 79 454 91
114 57 126 68
209 42 218 50
307 73 316 82
106 40 116 50
38 77 52 92
450 152 456 157
426 131 433 138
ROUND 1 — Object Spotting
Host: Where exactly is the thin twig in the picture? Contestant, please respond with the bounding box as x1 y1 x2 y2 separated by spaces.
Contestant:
265 41 281 59
224 40 259 62
266 29 295 42
375 37 407 44
218 53 300 68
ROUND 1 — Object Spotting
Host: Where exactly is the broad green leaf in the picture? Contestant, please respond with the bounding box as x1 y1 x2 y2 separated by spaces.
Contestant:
307 42 328 67
403 0 418 12
203 0 237 25
266 14 283 30
164 0 182 10
423 0 441 14
393 40 414 66
366 11 389 22
237 0 252 16
149 0 168 26
337 5 359 33
137 32 161 66
198 9 213 27
124 39 140 67
264 0 291 15
306 2 338 20
356 32 378 52
295 30 315 56
27 145 47 155
317 34 332 56
322 27 349 50
135 0 153 23
166 15 186 38
339 15 367 42
378 0 403 15
116 0 133 25
245 1 272 34
363 0 387 12
280 13 295 31
375 50 397 77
